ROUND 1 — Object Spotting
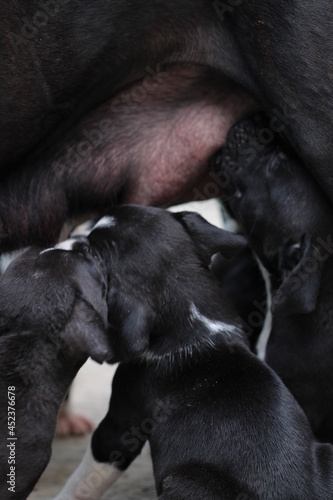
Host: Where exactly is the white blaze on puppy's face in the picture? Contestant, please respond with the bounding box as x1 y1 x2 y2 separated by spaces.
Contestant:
40 238 79 255
93 216 117 230
40 216 116 256
55 239 79 251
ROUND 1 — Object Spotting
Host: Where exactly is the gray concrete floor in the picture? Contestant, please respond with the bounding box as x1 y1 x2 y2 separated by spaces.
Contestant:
28 200 223 500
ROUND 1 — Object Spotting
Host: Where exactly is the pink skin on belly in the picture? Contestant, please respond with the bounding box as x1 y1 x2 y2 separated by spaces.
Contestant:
0 64 258 249
70 65 259 207
124 88 256 206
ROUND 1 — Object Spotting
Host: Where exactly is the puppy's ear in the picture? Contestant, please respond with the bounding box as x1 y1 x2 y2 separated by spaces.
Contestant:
65 298 112 364
174 211 247 263
108 290 156 361
272 234 322 316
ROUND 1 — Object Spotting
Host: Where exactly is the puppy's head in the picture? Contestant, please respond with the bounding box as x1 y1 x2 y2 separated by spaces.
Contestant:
0 239 111 498
214 113 332 315
0 239 111 369
86 205 247 362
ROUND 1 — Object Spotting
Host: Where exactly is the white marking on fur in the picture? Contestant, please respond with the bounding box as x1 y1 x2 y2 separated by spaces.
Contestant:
142 304 242 366
55 239 78 251
54 446 122 500
40 238 78 255
255 256 272 361
189 303 240 338
143 344 194 364
93 216 116 230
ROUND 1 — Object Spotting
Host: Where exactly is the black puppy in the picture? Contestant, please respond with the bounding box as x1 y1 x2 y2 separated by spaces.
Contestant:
0 249 95 438
55 206 333 500
214 113 333 443
0 240 112 500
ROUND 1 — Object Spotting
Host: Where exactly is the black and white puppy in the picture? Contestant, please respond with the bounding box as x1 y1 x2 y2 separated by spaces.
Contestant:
0 241 112 500
56 205 333 500
214 112 333 443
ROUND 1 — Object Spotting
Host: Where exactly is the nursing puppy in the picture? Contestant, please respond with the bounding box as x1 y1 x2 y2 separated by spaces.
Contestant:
0 240 112 500
56 206 333 500
214 112 333 442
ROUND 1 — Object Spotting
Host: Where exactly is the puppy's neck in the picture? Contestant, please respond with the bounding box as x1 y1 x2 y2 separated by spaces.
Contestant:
142 294 245 369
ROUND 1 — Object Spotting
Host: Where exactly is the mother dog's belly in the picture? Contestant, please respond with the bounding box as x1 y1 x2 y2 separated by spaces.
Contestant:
0 65 258 250
53 64 258 206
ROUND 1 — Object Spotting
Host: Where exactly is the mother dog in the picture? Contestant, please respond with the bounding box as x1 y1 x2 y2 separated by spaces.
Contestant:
0 1 332 252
